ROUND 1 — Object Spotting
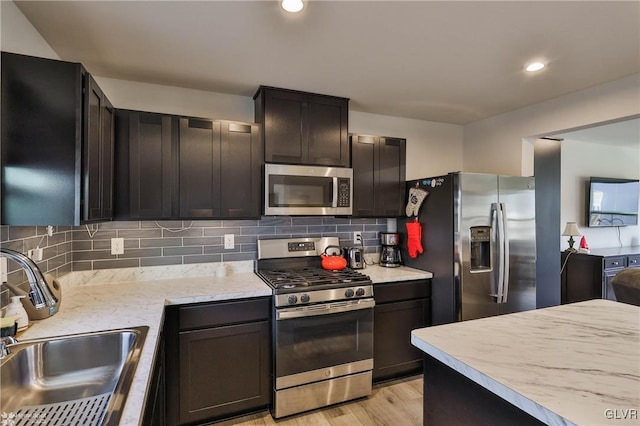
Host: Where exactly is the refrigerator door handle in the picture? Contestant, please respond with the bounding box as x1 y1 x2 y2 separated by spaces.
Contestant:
489 203 502 302
500 203 510 303
495 203 506 303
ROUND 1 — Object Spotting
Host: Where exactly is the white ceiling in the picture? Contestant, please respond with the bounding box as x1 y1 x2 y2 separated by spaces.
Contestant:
14 0 640 125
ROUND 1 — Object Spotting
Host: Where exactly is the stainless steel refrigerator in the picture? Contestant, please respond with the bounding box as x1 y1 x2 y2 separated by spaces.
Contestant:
400 172 536 324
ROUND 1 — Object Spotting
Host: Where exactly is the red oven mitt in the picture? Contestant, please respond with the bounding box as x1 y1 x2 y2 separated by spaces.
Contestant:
406 220 424 258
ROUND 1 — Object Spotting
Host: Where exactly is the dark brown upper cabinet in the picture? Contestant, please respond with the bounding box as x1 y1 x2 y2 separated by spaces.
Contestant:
114 110 261 220
254 86 349 167
1 52 113 225
114 110 176 220
179 118 222 218
351 134 406 217
83 74 115 222
220 121 262 218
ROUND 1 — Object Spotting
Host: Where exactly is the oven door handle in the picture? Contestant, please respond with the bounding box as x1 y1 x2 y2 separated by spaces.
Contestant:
276 298 375 320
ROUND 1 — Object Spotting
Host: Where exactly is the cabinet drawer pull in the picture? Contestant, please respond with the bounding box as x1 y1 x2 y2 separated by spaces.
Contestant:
228 123 251 133
612 261 619 266
357 136 375 144
630 259 638 264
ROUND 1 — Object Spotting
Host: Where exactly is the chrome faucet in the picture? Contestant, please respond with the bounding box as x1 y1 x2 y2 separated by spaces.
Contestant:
0 336 18 359
1 248 58 315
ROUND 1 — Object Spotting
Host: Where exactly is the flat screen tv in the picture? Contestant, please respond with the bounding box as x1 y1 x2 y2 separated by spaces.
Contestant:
586 177 639 227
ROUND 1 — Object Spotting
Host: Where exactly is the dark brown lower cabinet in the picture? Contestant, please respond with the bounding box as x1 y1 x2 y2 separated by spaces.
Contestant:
423 355 545 426
561 250 640 303
373 279 431 382
142 332 165 426
165 298 271 426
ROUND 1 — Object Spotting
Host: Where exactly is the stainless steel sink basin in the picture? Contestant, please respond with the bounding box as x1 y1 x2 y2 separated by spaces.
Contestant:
0 326 148 426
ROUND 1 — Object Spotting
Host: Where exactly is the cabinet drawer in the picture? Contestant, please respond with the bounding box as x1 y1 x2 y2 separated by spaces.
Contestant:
627 255 640 268
374 279 431 304
178 297 270 330
604 256 626 270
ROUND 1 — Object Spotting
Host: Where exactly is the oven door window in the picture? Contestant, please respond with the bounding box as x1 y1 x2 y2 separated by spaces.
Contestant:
268 175 333 208
275 308 373 378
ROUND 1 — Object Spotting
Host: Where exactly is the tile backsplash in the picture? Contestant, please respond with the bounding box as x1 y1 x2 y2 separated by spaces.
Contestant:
1 225 73 287
1 216 388 288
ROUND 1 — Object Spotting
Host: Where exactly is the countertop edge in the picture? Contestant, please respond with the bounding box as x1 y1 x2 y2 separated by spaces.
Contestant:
366 265 433 283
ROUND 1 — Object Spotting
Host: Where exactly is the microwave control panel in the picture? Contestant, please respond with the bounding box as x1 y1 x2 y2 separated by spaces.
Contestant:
337 178 351 207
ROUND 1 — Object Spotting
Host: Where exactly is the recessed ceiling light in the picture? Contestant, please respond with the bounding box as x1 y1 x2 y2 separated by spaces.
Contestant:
525 62 545 72
282 0 304 13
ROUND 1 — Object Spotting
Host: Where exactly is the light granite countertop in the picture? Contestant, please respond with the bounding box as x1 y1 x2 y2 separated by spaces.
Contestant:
411 299 640 426
364 263 433 283
12 261 431 425
579 245 640 257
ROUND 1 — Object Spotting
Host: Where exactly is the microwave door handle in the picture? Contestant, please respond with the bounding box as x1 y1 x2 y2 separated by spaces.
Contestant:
332 177 338 208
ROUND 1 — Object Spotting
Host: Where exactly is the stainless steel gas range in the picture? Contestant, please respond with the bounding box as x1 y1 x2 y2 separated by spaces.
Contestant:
256 237 374 418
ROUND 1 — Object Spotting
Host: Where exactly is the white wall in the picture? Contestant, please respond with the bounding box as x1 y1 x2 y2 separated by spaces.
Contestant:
94 77 255 123
0 1 58 58
561 139 640 249
463 73 640 175
349 111 463 179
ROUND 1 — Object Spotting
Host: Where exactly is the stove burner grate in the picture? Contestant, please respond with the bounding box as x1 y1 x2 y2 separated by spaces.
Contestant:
257 267 370 290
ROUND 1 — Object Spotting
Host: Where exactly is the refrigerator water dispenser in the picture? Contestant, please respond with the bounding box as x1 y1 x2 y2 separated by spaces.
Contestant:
470 226 492 272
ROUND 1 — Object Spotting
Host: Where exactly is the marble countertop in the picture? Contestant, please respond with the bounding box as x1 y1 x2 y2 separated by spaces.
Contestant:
12 261 431 425
411 300 640 426
365 264 433 283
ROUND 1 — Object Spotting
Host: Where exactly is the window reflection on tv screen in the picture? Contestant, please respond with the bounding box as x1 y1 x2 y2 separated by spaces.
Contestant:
588 178 639 227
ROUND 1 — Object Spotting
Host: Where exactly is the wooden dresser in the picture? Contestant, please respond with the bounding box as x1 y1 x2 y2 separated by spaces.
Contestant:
561 246 640 303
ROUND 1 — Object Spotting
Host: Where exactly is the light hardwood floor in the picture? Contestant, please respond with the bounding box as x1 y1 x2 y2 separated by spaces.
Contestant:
214 375 423 426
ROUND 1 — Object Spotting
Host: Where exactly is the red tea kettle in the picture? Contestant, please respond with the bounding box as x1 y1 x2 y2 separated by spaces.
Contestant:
321 245 347 271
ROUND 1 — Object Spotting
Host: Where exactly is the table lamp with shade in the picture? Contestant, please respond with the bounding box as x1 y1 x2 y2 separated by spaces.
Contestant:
562 222 581 252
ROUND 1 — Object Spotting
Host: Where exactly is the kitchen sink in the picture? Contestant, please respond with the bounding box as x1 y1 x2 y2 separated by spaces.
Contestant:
0 326 148 426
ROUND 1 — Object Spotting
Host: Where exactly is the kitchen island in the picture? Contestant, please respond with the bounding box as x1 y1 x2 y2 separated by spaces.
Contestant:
411 300 640 425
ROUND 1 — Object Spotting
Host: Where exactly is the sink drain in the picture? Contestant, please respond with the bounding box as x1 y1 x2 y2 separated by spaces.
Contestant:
10 393 111 426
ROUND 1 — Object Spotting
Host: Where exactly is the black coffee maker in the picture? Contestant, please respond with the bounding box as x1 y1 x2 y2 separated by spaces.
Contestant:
380 232 401 267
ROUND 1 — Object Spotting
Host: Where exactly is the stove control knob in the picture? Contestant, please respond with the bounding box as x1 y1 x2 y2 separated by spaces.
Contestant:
300 294 310 303
355 288 365 297
345 288 355 298
288 295 298 305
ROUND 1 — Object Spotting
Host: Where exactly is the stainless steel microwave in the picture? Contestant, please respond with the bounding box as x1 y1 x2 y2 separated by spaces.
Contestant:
264 164 353 216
